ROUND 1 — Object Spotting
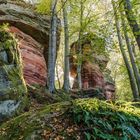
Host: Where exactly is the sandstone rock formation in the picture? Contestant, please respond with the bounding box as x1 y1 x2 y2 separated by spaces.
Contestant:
70 33 115 99
0 0 60 122
9 27 47 86
0 0 61 86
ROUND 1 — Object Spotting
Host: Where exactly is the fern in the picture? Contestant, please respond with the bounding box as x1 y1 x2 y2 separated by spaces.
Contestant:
70 99 140 140
116 124 140 139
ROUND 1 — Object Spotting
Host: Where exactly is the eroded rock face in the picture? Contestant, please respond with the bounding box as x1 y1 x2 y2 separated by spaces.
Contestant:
0 0 60 122
104 82 115 101
70 33 115 98
72 62 105 90
0 1 60 87
10 27 47 86
0 1 49 87
0 29 27 122
0 0 50 44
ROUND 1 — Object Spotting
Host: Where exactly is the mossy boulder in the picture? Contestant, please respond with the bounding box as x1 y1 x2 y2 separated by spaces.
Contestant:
0 99 140 140
0 28 28 122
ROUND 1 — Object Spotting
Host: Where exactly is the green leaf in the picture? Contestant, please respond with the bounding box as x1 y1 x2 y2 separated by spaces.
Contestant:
84 132 91 140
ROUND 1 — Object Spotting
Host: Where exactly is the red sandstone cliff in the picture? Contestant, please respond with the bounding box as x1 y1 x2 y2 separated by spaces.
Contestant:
70 33 115 98
0 1 60 87
10 27 47 86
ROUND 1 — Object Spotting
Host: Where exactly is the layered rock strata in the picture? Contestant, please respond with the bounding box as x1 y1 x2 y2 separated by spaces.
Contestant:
70 33 115 99
0 0 60 86
9 27 47 86
0 0 60 122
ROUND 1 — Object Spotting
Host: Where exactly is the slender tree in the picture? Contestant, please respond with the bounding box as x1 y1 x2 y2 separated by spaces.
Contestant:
120 9 140 96
112 0 139 100
123 0 140 50
48 0 58 93
62 0 70 92
77 0 84 90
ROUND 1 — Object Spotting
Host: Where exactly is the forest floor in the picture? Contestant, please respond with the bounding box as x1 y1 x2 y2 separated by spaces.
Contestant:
0 88 140 140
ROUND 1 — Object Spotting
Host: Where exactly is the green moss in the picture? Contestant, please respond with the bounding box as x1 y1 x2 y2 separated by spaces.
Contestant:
0 101 71 140
0 29 27 97
0 27 28 122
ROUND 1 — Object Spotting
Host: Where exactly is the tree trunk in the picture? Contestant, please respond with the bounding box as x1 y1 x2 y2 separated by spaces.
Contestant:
56 62 61 89
112 0 139 100
77 0 84 90
62 0 70 92
123 0 140 50
48 0 58 93
121 11 140 96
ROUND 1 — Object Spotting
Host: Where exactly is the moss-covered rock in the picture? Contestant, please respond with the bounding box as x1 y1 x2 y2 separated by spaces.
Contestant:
0 99 140 140
0 28 28 122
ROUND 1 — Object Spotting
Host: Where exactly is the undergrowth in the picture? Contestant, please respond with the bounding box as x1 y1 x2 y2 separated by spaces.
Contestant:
70 99 140 140
0 98 140 140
